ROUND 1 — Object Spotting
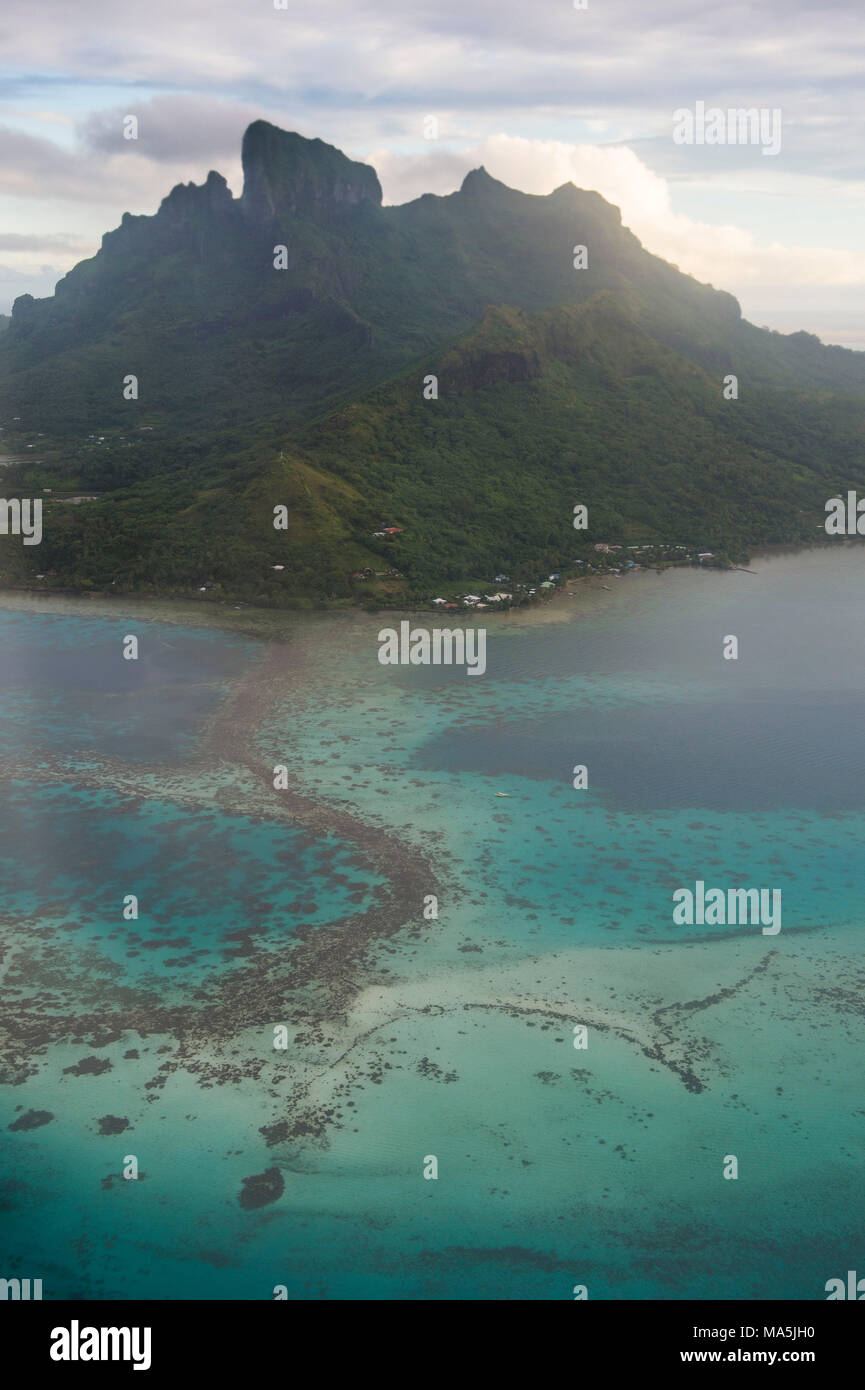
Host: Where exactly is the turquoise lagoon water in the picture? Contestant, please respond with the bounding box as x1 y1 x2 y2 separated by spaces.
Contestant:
1 549 864 1300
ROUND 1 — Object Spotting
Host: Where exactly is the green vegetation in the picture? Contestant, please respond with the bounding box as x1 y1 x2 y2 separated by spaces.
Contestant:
1 122 864 605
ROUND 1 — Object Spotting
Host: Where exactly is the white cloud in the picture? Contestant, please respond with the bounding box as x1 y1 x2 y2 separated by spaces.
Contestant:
370 133 865 296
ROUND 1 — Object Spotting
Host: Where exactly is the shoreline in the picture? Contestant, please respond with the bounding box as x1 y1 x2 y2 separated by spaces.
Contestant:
0 539 846 639
4 542 865 1298
3 542 861 1138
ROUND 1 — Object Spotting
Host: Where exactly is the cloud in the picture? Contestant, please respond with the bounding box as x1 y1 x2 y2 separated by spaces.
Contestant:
370 134 865 298
0 260 65 310
0 232 92 252
1 0 864 181
79 94 261 163
0 115 244 210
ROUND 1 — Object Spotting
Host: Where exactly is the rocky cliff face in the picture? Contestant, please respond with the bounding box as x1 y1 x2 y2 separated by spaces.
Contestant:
157 169 236 226
239 120 382 223
89 170 240 266
4 118 864 439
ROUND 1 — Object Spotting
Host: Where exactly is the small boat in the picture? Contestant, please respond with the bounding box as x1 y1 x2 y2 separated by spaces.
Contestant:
495 792 511 798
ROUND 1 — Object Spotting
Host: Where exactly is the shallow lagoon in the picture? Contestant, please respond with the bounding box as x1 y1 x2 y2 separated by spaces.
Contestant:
1 547 863 1299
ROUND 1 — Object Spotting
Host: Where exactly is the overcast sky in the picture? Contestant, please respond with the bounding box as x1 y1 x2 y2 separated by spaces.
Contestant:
2 0 864 345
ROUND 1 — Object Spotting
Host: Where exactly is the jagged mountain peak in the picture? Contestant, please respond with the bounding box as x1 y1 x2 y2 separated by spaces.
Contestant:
5 115 863 449
157 168 234 220
239 121 382 222
458 166 511 197
3 120 865 603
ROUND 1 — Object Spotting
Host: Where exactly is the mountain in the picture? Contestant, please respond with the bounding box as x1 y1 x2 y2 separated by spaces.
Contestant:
1 120 864 603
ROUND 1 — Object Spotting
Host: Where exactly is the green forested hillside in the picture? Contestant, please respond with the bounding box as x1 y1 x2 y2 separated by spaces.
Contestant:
1 121 863 603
